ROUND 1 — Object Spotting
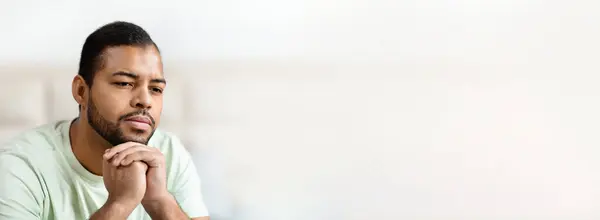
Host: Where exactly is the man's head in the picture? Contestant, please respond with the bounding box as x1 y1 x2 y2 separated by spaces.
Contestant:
72 21 165 146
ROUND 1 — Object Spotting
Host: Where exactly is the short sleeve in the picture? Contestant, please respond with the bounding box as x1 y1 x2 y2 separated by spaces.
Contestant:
166 136 209 218
0 151 44 219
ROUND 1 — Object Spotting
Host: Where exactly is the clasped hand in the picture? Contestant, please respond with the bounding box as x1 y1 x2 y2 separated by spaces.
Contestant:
102 142 169 208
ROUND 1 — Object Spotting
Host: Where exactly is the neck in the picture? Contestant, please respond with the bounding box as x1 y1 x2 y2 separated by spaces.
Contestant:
69 117 111 176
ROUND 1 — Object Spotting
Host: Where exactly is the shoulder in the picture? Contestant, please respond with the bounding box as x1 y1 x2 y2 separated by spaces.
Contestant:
0 121 68 183
1 120 67 159
0 147 47 218
0 149 39 177
0 126 53 202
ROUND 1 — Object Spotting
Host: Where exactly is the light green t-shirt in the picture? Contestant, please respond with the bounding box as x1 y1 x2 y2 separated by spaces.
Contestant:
0 119 209 219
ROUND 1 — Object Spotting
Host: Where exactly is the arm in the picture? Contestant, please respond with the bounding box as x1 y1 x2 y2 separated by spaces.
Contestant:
142 194 191 220
145 136 210 219
89 200 137 220
91 200 209 220
141 185 209 220
0 151 140 220
0 153 43 220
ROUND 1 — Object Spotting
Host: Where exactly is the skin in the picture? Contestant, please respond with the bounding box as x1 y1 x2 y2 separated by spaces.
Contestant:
71 45 208 220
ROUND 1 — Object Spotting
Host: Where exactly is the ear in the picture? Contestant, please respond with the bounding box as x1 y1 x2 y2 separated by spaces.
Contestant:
72 75 89 108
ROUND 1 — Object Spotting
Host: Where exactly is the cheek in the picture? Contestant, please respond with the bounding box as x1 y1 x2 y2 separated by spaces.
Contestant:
151 98 163 123
92 90 131 120
94 100 124 121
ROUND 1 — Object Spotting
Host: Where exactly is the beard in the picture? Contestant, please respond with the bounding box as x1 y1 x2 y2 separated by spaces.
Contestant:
86 92 156 146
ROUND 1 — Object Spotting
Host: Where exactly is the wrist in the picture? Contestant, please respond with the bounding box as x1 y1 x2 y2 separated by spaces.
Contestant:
142 192 175 207
95 199 138 219
106 196 140 214
142 189 172 204
141 191 189 220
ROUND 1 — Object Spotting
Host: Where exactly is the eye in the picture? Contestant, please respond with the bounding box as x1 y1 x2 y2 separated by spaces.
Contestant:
113 82 133 87
151 87 164 94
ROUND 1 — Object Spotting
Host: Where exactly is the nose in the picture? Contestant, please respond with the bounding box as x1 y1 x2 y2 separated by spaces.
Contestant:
131 87 152 109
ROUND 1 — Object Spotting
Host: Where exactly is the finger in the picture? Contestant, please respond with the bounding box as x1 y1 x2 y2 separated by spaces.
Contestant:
111 145 152 166
103 142 142 159
120 151 161 167
103 153 118 165
101 156 112 174
128 161 149 172
110 145 150 166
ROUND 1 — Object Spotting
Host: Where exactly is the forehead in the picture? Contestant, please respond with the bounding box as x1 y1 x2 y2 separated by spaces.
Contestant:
97 45 163 78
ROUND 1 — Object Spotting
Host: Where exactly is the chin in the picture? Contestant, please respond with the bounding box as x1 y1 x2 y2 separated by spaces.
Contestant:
118 123 155 143
121 135 151 145
121 130 153 144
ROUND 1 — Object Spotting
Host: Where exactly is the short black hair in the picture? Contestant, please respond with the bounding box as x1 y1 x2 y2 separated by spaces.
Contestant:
77 21 159 87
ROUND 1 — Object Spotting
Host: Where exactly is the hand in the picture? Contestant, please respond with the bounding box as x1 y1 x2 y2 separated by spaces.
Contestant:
102 155 148 211
104 142 169 203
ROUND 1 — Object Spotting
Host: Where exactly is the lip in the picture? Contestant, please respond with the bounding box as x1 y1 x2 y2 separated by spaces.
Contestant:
124 115 152 125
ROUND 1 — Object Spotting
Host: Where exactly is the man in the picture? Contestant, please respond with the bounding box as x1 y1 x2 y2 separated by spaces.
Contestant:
0 21 210 219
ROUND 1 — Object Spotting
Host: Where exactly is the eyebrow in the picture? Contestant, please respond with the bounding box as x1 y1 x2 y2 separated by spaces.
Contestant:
112 71 167 84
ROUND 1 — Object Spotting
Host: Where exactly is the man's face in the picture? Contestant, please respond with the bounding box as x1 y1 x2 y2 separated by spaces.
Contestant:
85 45 165 146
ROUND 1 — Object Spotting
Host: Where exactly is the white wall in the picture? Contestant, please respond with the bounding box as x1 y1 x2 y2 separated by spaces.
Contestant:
1 1 600 219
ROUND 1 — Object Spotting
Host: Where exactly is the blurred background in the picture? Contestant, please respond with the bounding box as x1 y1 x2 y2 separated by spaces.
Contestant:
1 0 600 219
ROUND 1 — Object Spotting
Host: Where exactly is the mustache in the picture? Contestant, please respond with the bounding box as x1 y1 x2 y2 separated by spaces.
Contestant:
118 110 156 126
